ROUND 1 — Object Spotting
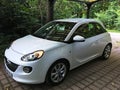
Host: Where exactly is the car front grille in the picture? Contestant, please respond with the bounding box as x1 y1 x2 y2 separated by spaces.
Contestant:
4 57 19 72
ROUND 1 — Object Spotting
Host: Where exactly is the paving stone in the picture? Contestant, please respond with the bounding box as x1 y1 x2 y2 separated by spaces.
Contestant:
83 87 92 90
97 80 107 86
71 85 81 90
104 76 112 81
4 84 13 90
59 83 68 90
34 87 44 90
85 78 93 84
0 83 3 90
95 72 103 77
1 79 9 85
21 84 32 90
107 84 118 90
100 77 110 83
68 78 77 84
114 80 120 86
102 87 111 90
110 82 120 88
77 74 85 79
76 82 85 89
63 81 73 87
11 81 19 88
89 75 97 80
0 71 3 75
15 86 23 90
65 88 72 90
72 75 82 81
0 75 6 80
81 80 90 86
8 77 14 82
93 82 104 88
52 86 63 90
88 85 99 90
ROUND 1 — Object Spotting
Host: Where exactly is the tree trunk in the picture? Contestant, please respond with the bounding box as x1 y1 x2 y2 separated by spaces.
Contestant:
46 0 56 22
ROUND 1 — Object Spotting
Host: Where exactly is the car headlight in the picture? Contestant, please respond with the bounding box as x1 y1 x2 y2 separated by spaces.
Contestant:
21 50 44 62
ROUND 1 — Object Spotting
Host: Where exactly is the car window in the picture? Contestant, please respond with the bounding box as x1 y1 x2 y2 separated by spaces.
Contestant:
33 21 76 42
95 23 107 34
70 22 106 41
88 22 106 36
71 23 94 39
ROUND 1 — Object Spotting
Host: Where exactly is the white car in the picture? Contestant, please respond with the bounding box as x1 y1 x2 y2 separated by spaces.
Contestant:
4 18 112 85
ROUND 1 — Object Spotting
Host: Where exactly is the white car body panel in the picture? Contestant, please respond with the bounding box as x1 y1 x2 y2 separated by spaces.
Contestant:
11 35 65 54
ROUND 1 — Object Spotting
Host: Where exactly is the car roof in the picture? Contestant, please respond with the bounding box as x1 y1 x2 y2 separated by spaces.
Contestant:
55 18 101 24
55 18 105 28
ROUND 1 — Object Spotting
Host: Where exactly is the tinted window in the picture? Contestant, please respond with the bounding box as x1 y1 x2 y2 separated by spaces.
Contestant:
72 22 106 39
88 22 106 36
94 23 106 34
72 23 95 39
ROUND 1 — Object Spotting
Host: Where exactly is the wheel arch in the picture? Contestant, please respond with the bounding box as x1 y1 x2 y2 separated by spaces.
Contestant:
45 58 70 84
47 58 70 73
103 42 112 53
101 42 112 60
107 43 112 47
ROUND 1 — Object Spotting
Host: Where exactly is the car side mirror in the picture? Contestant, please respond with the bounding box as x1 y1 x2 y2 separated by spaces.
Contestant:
73 35 85 42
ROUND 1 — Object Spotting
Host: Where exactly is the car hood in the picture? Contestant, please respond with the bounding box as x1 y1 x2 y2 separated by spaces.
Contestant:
11 35 65 55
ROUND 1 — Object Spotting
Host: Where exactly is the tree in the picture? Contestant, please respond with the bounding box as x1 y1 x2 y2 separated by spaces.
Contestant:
46 0 56 22
54 0 82 19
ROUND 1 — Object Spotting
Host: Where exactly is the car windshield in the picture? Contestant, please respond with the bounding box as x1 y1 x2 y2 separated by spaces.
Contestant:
33 21 76 42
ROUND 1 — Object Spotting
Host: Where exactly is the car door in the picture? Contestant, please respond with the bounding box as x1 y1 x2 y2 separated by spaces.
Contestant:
88 22 108 55
70 23 100 66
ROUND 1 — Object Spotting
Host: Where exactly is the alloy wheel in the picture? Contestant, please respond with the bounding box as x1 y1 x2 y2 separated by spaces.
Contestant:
50 63 67 83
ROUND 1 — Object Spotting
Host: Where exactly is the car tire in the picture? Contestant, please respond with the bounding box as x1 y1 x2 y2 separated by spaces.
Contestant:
102 44 112 60
46 60 69 85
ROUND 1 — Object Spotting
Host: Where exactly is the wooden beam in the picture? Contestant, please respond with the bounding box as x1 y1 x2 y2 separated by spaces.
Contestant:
69 0 102 4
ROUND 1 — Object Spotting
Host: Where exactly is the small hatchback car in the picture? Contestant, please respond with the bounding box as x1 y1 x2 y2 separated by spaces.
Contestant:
4 18 112 84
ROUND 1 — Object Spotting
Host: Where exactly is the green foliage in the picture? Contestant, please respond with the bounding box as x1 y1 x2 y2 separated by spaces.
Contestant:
0 0 40 35
0 0 120 35
95 1 120 30
54 0 83 19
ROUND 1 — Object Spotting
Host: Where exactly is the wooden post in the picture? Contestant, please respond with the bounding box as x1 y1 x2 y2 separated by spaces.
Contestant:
69 0 102 18
86 3 92 18
46 0 56 22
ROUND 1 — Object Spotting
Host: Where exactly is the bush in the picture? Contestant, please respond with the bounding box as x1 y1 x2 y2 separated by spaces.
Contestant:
0 0 40 36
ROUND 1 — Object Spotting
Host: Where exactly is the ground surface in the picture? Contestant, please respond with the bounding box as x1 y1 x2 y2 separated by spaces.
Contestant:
0 33 120 90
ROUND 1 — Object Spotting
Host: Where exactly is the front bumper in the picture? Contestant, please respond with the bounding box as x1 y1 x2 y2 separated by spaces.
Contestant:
4 48 46 84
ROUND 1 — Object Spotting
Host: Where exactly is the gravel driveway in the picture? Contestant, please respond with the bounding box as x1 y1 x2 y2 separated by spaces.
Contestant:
109 32 120 49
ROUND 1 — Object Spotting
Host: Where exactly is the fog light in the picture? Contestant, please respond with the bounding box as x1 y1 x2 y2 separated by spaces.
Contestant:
23 66 32 73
